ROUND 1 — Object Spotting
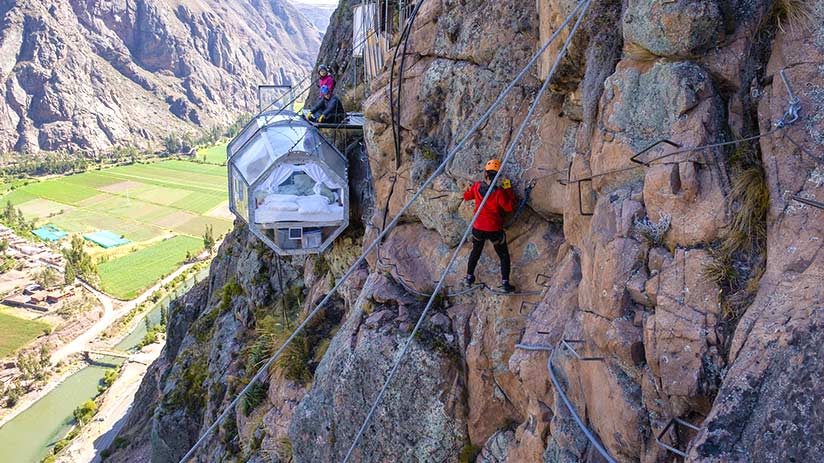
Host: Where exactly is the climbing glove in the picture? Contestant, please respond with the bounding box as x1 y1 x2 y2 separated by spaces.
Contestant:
502 179 512 189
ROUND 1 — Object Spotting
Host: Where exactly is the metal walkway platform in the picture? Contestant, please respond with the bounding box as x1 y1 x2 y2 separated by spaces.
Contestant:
311 112 365 129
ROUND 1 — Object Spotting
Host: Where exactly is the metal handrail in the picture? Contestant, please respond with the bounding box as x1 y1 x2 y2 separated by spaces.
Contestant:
630 139 682 165
792 194 824 210
561 339 605 361
655 417 701 458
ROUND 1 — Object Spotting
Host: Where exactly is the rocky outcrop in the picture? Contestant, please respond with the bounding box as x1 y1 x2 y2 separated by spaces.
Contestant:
113 0 824 462
0 0 320 153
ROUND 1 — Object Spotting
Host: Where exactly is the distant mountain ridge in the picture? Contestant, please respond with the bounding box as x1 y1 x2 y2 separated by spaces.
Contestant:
0 0 323 154
290 1 337 33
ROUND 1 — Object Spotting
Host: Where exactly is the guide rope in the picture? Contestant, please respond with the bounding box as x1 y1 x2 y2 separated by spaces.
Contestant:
177 2 589 460
341 1 592 460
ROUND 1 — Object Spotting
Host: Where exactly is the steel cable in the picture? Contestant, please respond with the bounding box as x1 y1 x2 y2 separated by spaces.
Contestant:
178 2 588 460
547 345 617 463
341 2 592 460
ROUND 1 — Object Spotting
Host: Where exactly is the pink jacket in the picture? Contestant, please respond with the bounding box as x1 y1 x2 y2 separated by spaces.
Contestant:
319 75 335 96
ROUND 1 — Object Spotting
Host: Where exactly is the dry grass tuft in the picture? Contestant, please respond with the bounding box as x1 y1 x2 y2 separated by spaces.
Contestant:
772 0 814 32
276 437 294 462
623 42 663 62
725 166 770 253
703 144 770 320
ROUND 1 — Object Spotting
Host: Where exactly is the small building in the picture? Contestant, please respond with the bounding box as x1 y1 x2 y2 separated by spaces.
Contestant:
3 294 30 308
227 111 350 255
47 289 74 304
17 245 39 256
28 291 48 304
23 283 43 295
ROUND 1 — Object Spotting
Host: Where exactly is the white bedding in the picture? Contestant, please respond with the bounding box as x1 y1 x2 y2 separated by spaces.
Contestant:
254 194 344 223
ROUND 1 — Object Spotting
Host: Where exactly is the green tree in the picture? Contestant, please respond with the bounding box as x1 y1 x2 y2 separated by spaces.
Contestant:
203 225 215 254
3 200 14 222
64 264 76 286
163 134 182 154
73 400 98 425
0 239 7 255
63 236 97 283
35 267 61 289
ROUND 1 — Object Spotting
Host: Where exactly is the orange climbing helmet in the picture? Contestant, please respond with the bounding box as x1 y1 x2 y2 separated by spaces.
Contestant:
484 159 501 172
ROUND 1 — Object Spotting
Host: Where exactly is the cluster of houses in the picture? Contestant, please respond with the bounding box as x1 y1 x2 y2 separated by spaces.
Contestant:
1 224 74 313
3 284 76 311
0 224 65 269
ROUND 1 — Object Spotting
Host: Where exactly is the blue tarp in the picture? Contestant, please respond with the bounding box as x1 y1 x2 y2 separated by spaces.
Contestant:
32 224 68 242
83 231 131 249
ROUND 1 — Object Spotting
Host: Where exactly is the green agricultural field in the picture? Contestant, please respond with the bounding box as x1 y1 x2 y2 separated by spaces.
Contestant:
13 180 99 205
0 160 233 300
0 310 50 358
196 143 229 165
97 235 204 299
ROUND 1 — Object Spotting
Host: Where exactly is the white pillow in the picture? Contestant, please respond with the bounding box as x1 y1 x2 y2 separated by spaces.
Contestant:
262 195 299 211
266 202 299 212
297 195 331 214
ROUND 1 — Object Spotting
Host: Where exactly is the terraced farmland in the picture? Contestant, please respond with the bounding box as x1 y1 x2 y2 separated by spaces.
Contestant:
1 160 234 299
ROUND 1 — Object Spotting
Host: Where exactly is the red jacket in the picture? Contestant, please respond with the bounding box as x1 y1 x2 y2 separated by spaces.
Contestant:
463 181 516 232
319 75 335 96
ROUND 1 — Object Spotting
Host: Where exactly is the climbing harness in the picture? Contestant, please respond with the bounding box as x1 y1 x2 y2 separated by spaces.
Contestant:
342 2 593 460
180 1 592 460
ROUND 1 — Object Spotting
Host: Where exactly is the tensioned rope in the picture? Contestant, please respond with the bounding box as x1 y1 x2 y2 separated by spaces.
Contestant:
547 344 617 463
341 1 593 461
178 2 588 460
561 68 808 188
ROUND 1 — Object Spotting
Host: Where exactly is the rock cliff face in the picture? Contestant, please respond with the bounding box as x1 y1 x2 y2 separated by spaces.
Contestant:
0 0 320 153
113 0 824 462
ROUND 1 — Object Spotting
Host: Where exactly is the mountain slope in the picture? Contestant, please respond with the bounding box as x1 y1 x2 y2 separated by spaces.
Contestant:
0 0 321 154
290 1 336 33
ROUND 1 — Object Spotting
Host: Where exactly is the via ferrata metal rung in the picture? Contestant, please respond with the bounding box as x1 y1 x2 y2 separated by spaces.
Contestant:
519 301 538 314
515 343 554 351
655 417 701 458
561 339 605 361
535 273 553 288
630 138 682 165
792 194 824 210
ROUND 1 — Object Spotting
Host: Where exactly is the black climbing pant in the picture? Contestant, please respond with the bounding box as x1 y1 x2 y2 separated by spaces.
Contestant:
466 228 511 282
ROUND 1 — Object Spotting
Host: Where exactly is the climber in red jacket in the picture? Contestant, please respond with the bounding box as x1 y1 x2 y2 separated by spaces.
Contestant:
463 159 516 292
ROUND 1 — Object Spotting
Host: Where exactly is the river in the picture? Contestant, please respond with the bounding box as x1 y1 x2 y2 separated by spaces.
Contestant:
0 270 206 463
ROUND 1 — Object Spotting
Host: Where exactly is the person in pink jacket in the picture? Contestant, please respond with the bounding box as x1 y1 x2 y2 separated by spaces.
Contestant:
318 64 335 98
